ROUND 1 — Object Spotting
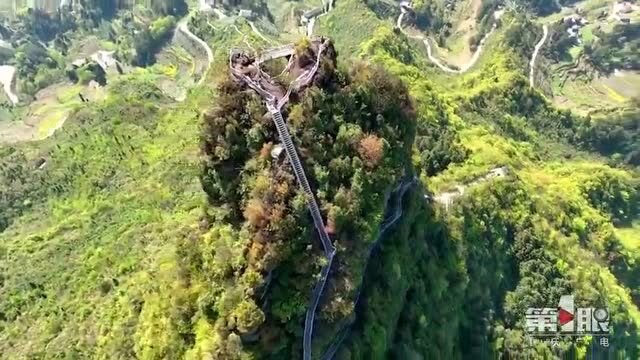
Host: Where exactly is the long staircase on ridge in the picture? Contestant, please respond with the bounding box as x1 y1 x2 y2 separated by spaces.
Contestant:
267 104 335 257
231 41 334 360
267 104 336 360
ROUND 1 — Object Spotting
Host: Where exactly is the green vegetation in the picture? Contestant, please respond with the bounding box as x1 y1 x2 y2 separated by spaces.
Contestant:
616 222 640 251
14 42 66 96
316 0 383 57
539 2 639 113
0 1 638 359
412 0 448 32
0 73 208 358
107 11 179 66
132 15 177 66
332 13 640 358
10 8 76 42
585 23 640 74
546 22 640 74
198 39 419 357
0 0 188 100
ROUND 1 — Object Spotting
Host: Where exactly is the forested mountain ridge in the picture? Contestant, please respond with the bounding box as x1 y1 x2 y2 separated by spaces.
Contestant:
0 0 639 359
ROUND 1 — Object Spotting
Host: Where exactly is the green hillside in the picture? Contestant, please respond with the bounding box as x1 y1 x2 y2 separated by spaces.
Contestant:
0 0 638 358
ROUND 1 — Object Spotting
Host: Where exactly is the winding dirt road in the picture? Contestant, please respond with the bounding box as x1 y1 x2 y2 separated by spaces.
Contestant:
305 1 334 37
307 17 316 37
529 24 549 88
177 14 214 85
0 65 19 105
401 9 551 86
398 9 503 74
426 166 509 210
248 21 271 43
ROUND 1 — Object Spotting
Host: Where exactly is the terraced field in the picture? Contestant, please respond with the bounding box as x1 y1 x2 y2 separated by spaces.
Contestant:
539 0 639 113
552 70 640 113
0 82 105 143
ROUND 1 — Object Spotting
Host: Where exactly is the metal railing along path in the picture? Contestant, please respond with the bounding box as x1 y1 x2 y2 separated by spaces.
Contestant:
231 40 333 360
320 177 418 360
267 106 335 256
267 105 336 360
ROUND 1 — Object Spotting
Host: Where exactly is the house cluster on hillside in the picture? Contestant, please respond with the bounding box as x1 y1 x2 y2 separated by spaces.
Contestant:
561 14 589 41
611 1 638 23
299 0 334 25
300 7 323 24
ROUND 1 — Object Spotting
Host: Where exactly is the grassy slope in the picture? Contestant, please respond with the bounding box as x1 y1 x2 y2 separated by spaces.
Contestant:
429 0 482 65
1 1 639 358
0 76 209 358
616 222 640 252
353 7 640 356
538 0 640 114
0 14 279 357
315 0 386 57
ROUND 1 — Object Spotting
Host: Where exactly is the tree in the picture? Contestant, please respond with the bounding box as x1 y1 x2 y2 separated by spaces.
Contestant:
149 0 188 16
132 16 176 66
244 199 267 227
230 300 265 333
358 134 384 168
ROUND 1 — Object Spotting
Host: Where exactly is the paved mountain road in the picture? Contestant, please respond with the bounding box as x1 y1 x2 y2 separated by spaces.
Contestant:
529 24 549 88
176 13 214 85
397 9 503 74
0 65 19 105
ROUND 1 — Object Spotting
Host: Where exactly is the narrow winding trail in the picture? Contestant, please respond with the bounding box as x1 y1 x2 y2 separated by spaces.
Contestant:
0 65 19 105
400 8 551 84
305 0 334 37
248 21 272 43
427 166 509 210
529 24 549 88
320 177 418 360
206 4 273 45
319 167 509 358
177 14 214 85
398 9 502 74
307 17 316 37
396 11 406 29
449 0 484 68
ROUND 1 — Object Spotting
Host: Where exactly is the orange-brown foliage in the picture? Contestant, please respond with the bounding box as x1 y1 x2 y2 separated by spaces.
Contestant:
358 134 384 168
245 199 268 227
326 215 336 235
260 143 273 159
248 241 265 266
